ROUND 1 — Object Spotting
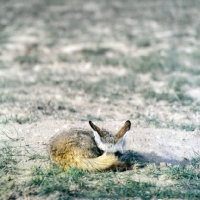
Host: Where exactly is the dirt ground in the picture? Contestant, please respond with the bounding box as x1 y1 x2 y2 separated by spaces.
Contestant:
1 0 200 199
1 120 200 166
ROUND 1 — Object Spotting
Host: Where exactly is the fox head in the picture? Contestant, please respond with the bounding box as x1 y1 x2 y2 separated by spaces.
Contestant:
89 120 131 153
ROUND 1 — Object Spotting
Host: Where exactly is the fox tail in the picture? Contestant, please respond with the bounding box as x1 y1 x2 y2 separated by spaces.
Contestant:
75 153 123 172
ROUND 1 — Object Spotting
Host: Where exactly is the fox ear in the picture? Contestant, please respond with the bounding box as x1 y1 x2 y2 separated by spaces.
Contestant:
115 120 131 139
89 121 106 137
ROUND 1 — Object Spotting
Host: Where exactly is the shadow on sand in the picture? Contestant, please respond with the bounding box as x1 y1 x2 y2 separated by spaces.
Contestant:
116 150 191 166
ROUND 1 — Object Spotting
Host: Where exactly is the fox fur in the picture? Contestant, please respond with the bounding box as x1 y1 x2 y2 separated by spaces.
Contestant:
49 120 131 171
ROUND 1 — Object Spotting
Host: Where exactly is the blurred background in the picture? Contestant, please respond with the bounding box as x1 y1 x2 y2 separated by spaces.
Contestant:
1 0 200 130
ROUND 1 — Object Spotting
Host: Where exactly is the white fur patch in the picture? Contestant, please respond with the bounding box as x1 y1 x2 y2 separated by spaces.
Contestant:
92 130 128 153
93 131 105 150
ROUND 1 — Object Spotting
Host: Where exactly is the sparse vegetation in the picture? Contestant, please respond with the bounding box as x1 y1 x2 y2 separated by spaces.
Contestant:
1 128 200 199
1 0 200 198
14 53 40 66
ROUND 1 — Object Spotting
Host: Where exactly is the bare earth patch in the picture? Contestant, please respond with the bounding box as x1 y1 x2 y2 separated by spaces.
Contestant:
1 120 200 165
1 0 200 199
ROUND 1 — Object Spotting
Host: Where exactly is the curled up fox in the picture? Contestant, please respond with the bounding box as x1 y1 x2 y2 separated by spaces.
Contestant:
49 120 132 171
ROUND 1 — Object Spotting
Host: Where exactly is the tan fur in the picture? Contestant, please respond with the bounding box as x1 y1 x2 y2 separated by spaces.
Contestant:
49 121 131 171
73 153 123 171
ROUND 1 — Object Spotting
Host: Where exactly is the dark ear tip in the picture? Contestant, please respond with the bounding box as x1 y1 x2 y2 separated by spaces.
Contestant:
126 120 131 129
89 121 95 128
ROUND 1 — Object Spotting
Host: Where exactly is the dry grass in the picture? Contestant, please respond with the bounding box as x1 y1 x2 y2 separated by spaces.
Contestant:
1 0 200 199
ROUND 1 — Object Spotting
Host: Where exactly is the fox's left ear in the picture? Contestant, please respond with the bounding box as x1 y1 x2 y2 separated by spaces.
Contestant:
92 129 101 143
89 121 106 137
115 120 131 139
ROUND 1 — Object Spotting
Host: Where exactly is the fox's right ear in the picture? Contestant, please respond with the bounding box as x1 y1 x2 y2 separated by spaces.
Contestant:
89 121 106 137
115 120 131 139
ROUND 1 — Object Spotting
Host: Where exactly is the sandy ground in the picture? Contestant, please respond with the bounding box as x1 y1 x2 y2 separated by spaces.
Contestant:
1 1 200 198
1 120 200 166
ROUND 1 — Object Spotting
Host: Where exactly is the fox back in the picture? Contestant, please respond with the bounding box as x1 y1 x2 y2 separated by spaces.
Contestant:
49 120 131 171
